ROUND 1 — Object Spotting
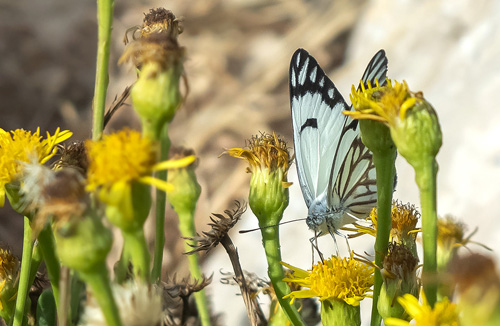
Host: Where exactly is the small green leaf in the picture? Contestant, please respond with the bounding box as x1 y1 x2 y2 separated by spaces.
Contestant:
36 290 57 326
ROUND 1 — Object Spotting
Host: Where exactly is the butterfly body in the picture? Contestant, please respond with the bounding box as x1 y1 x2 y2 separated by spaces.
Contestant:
289 48 387 238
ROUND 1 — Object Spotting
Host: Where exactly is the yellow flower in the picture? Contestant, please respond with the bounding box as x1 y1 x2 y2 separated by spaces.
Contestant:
86 129 194 195
225 132 291 180
282 253 374 307
346 79 421 126
225 132 292 225
345 201 420 243
0 127 72 206
385 291 459 326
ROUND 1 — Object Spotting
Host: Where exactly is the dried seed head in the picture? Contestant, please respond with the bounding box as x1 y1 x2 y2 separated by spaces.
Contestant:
185 201 246 254
54 141 88 175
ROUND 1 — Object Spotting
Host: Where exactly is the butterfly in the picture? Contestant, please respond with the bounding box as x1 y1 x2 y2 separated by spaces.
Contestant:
289 48 388 251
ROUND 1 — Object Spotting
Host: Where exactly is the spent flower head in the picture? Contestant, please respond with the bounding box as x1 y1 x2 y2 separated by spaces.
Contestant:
0 127 72 207
384 291 459 326
449 253 500 326
378 242 420 321
185 201 245 255
282 252 374 307
0 247 20 320
54 140 88 175
18 163 87 237
121 8 185 139
80 281 163 326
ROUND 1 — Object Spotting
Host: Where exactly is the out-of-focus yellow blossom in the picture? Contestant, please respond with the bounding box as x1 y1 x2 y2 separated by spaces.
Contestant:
385 291 459 326
0 128 72 207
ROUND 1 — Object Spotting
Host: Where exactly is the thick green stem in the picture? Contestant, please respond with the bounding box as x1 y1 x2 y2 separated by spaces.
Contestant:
38 226 61 312
151 125 170 282
81 263 122 326
415 158 438 307
370 148 397 326
260 222 304 326
179 211 211 326
92 0 114 140
122 229 151 283
12 217 34 326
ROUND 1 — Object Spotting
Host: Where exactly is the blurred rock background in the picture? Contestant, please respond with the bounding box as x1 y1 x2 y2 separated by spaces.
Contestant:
1 0 499 324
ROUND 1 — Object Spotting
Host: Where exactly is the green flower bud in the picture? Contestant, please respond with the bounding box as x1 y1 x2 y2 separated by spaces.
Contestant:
390 99 442 171
166 148 201 219
54 213 112 274
359 119 396 156
103 182 151 233
131 62 183 139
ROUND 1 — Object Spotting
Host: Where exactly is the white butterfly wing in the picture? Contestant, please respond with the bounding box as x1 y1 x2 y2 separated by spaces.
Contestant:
290 48 388 230
329 50 388 225
289 49 351 208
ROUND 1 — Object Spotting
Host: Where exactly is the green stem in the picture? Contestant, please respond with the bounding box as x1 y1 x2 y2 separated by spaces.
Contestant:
179 211 211 326
12 217 34 326
415 158 438 307
92 0 114 140
260 221 304 326
370 148 397 326
80 263 122 326
37 226 61 312
122 229 151 283
151 125 170 282
29 240 43 289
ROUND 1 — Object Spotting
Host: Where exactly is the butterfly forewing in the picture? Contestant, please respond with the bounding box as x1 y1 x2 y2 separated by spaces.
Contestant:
289 49 351 207
290 48 388 233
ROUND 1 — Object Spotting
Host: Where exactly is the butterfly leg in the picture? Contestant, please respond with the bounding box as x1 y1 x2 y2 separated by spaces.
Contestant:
326 225 341 256
309 232 324 263
333 228 352 254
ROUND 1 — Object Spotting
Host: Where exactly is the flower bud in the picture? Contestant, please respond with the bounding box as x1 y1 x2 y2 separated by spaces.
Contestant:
166 148 201 218
390 99 442 171
54 213 112 274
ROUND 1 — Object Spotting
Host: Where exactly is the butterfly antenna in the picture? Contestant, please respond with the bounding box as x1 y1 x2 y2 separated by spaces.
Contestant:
238 218 306 234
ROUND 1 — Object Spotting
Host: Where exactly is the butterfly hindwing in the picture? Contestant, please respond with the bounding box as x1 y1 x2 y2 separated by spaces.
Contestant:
289 49 351 208
327 50 387 226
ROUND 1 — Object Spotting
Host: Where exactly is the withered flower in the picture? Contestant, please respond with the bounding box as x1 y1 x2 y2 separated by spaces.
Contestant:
163 274 213 299
54 140 88 175
378 242 419 321
185 201 245 254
